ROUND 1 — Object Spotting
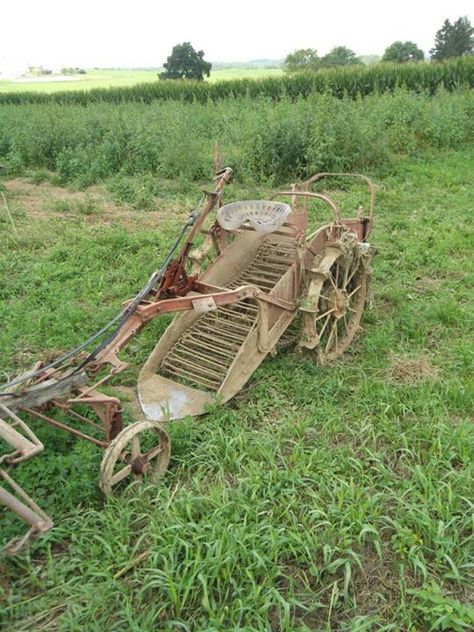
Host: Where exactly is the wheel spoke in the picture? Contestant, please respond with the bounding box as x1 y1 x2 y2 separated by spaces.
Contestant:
346 265 359 286
318 314 332 338
110 464 132 487
342 262 349 288
343 314 349 334
131 436 140 460
145 445 164 462
348 284 361 299
325 320 337 353
315 307 335 322
329 273 338 291
335 262 341 285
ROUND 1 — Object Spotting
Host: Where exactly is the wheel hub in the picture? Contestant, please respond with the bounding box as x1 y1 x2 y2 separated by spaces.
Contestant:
131 455 148 474
328 288 349 319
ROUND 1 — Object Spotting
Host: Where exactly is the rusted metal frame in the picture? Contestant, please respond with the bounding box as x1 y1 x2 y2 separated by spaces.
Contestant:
0 405 44 465
92 314 144 371
162 364 221 390
53 404 104 432
236 222 303 239
204 315 253 336
294 240 304 299
188 230 216 275
187 168 232 245
194 322 247 343
171 345 230 372
0 486 47 532
0 468 52 527
305 218 366 245
214 305 256 318
22 407 108 448
0 468 53 554
93 285 259 371
20 376 125 444
157 168 233 296
190 330 242 352
255 291 296 311
136 286 259 322
178 337 233 360
302 172 375 236
254 290 297 353
274 191 342 225
299 246 342 350
191 281 229 294
165 354 226 381
72 371 116 398
68 388 123 442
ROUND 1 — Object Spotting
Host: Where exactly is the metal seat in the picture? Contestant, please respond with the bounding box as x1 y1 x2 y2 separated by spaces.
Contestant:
217 200 291 233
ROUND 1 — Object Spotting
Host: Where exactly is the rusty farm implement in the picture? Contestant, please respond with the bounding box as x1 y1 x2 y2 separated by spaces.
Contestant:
0 166 375 553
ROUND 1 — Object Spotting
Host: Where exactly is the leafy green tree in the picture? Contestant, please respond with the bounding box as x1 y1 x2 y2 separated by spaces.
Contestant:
284 48 320 73
321 46 361 68
159 42 212 80
430 17 474 60
382 41 424 63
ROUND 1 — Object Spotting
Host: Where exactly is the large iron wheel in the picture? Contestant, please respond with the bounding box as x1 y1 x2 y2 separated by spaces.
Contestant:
100 420 171 495
313 249 368 363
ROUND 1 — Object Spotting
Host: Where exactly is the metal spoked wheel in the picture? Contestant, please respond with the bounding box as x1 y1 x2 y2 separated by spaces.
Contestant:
100 420 171 495
314 249 368 364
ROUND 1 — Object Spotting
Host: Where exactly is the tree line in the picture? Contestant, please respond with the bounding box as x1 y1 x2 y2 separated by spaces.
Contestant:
158 16 473 81
285 16 473 72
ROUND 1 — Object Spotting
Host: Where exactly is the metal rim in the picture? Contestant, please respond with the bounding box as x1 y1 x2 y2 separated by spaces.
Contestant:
314 251 368 363
100 420 171 495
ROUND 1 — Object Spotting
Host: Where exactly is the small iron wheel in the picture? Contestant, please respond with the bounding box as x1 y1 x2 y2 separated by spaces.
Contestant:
313 249 368 363
100 420 171 495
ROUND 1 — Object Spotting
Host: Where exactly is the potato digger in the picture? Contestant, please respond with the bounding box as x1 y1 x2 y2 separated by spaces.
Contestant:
0 166 375 554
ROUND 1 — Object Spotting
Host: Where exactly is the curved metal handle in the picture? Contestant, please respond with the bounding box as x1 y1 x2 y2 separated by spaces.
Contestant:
272 190 342 224
302 172 375 227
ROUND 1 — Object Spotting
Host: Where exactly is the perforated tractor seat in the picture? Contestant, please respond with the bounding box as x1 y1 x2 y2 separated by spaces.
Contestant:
217 200 291 234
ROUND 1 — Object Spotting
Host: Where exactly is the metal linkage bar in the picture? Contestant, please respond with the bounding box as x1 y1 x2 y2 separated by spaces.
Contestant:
0 468 53 555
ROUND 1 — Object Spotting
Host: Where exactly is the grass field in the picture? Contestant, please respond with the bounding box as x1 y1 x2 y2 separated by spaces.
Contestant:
0 144 473 629
0 67 283 93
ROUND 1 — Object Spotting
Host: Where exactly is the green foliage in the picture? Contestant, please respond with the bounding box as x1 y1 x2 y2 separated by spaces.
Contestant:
408 582 474 631
383 41 424 63
0 56 471 105
321 46 361 68
284 48 320 73
0 89 472 188
431 16 474 60
106 174 163 210
159 42 212 81
284 46 361 73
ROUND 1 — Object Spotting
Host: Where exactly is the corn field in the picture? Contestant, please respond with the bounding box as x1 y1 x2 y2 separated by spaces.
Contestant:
0 58 472 106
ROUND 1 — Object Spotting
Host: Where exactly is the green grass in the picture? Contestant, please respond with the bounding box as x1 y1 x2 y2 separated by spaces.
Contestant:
0 147 473 630
209 67 283 82
0 67 282 94
0 70 159 94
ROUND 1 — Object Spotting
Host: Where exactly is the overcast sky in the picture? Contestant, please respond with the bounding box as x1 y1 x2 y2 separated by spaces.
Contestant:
2 0 473 69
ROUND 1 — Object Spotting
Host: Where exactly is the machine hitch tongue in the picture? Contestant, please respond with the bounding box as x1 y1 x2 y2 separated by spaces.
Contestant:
1 166 375 553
